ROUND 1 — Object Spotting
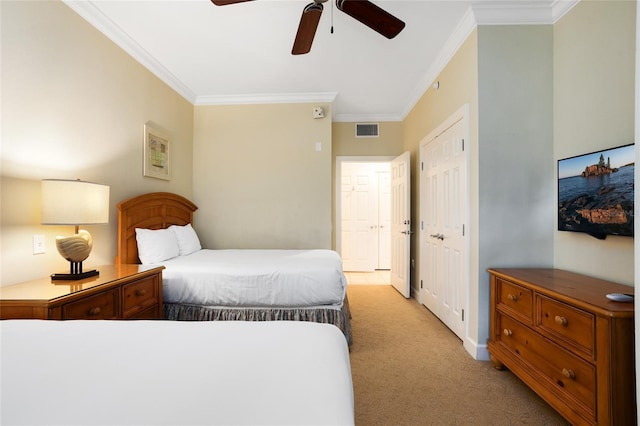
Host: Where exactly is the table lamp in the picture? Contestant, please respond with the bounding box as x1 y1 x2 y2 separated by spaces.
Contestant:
41 179 110 280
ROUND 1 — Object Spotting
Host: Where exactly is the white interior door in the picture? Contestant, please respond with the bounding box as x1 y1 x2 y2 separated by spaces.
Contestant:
391 152 411 298
420 116 468 340
341 163 377 271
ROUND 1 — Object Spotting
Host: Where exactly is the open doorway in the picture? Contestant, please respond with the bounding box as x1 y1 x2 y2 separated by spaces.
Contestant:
336 157 393 273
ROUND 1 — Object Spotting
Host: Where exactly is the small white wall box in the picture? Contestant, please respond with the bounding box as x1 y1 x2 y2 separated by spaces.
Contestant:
313 107 324 119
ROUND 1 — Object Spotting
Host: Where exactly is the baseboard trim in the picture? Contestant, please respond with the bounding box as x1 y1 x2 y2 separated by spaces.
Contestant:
464 338 490 361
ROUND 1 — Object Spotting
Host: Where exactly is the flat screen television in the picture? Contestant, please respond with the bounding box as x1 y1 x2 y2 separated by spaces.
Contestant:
558 143 634 239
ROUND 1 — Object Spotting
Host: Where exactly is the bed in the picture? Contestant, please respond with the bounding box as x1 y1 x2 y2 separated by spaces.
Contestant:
1 319 354 425
116 192 352 344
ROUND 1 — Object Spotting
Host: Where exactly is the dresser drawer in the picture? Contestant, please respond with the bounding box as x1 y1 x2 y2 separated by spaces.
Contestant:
496 278 533 324
497 313 596 416
537 295 595 359
122 276 159 318
62 289 117 319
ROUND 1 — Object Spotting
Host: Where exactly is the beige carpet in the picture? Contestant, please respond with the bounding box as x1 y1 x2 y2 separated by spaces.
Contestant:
347 285 569 426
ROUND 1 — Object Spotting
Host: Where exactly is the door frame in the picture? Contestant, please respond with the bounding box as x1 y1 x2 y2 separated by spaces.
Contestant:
335 156 395 260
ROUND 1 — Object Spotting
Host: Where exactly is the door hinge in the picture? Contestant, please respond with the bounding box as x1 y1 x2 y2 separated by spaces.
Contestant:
421 221 424 230
421 161 424 171
420 279 423 289
462 138 465 151
462 224 465 236
462 309 465 321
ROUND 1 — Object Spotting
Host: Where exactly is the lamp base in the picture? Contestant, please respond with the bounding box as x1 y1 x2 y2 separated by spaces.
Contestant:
51 260 98 281
51 269 99 281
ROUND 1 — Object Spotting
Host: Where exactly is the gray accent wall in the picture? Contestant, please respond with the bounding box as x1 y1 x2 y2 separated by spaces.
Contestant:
476 25 556 349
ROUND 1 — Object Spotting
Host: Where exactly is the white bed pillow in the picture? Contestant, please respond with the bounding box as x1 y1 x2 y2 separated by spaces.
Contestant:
135 228 179 264
170 223 202 256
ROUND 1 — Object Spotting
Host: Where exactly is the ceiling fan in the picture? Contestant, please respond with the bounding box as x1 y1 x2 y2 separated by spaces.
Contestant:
210 0 405 55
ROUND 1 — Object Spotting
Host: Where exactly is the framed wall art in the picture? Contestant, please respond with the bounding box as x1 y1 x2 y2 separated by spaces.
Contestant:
143 123 171 181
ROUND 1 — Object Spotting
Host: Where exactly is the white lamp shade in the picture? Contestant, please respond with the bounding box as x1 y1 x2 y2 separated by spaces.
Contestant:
41 179 110 225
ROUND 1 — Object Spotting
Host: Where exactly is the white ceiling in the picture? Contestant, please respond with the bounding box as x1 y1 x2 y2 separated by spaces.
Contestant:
64 0 578 122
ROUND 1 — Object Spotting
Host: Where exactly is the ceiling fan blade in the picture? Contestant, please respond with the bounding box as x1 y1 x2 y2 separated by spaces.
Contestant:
292 3 323 55
336 0 405 39
211 0 254 6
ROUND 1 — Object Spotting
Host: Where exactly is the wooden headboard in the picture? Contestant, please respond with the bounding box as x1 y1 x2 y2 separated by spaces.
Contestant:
116 192 198 265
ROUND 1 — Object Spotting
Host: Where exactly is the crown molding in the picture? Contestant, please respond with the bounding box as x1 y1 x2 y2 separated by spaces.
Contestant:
472 0 556 24
398 0 580 121
550 0 580 23
400 6 477 122
63 0 197 103
63 0 580 122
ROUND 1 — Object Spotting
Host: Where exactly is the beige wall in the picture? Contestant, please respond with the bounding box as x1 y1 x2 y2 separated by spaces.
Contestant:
553 0 636 285
332 122 403 157
1 0 194 285
193 103 333 249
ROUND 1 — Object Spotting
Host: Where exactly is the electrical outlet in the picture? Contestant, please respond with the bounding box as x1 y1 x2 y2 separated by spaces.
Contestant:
33 234 45 255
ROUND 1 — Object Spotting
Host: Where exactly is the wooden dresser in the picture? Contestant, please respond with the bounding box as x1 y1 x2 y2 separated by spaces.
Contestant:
487 268 635 426
0 265 164 320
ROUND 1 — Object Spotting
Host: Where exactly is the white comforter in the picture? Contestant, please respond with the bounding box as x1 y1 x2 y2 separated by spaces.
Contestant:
1 320 354 426
161 249 347 307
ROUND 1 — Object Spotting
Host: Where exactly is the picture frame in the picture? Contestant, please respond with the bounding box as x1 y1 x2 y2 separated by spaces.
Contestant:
143 123 171 181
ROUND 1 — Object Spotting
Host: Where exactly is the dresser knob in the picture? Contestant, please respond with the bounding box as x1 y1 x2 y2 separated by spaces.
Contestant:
554 316 567 326
135 289 147 297
507 294 518 302
89 307 101 316
503 328 513 337
562 368 575 380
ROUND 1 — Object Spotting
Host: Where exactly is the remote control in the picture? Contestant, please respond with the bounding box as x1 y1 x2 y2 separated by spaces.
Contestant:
606 293 634 302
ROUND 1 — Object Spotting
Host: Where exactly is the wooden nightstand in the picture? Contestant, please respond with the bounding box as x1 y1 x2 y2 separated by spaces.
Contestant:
0 265 164 320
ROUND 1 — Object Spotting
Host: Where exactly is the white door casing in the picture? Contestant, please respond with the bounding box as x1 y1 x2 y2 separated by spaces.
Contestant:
420 108 468 341
391 151 411 298
378 171 391 269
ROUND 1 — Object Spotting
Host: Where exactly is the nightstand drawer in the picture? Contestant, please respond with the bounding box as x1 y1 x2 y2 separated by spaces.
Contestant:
537 295 595 358
122 276 159 318
62 289 118 319
496 278 533 324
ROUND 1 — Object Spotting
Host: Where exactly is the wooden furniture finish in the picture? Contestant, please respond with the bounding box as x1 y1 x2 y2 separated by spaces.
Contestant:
487 268 635 426
116 192 197 265
0 265 164 320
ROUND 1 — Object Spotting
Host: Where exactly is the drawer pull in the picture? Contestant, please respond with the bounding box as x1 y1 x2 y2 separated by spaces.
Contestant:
503 328 513 337
554 316 568 326
135 289 147 297
562 368 575 380
507 294 518 302
88 307 101 316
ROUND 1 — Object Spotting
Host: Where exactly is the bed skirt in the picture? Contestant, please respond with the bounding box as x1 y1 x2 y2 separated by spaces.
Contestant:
164 297 352 345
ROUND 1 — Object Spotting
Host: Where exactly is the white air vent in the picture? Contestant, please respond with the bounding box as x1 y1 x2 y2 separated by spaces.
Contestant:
355 123 379 138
